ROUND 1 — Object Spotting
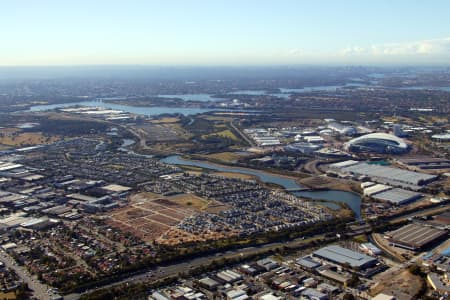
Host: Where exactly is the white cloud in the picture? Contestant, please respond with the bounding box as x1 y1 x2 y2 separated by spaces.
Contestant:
287 48 304 56
341 37 450 57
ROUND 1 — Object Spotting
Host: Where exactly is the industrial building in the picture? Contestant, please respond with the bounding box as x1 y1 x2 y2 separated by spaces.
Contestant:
327 122 356 136
345 133 409 154
312 245 378 270
296 256 322 270
432 133 450 142
301 288 328 300
371 188 422 205
385 223 448 251
363 184 391 197
330 160 438 190
435 212 450 225
359 243 382 256
397 157 450 170
284 143 322 154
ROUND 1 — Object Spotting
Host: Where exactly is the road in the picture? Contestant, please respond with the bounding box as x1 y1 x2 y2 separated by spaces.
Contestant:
388 204 450 224
64 234 329 300
303 159 323 175
230 120 255 147
0 249 54 300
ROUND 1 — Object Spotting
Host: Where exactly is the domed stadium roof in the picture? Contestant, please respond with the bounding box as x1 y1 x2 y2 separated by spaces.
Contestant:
345 133 408 154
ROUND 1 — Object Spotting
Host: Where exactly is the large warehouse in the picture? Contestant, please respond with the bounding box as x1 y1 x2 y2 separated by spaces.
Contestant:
313 245 378 270
371 188 423 205
385 223 448 251
330 160 438 190
345 133 409 154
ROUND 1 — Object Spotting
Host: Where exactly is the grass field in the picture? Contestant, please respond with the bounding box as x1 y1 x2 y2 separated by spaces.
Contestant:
0 292 17 300
132 192 164 201
212 171 256 180
202 151 243 162
0 132 60 146
202 129 239 141
202 115 233 122
167 193 209 210
150 117 180 124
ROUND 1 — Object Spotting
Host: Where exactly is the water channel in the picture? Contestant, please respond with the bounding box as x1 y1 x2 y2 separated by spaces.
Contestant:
161 155 361 218
29 100 225 116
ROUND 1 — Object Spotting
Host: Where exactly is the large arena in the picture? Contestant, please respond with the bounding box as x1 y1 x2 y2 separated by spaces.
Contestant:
345 133 409 154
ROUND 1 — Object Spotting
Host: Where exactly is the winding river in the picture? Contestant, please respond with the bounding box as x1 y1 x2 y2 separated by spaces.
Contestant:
29 100 225 116
161 155 361 218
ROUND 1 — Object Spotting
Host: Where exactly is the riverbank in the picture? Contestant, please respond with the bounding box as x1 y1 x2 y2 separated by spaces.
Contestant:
160 155 362 218
299 175 362 193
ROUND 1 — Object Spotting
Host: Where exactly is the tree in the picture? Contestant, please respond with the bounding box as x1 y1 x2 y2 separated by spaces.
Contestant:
347 274 360 287
343 293 355 300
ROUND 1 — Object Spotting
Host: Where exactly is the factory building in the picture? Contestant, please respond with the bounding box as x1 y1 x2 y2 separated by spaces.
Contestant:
312 245 378 270
371 188 422 205
385 223 448 251
330 160 438 190
432 133 450 142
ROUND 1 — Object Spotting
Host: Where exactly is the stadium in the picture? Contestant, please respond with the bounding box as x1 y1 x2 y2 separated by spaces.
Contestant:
345 133 409 154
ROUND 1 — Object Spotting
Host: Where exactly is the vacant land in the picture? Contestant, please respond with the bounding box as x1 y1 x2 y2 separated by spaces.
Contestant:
150 117 180 124
299 176 358 192
212 171 256 180
203 200 230 214
0 131 60 146
202 129 239 141
136 123 189 143
0 291 17 300
201 151 244 163
106 193 197 242
370 269 423 300
168 193 209 210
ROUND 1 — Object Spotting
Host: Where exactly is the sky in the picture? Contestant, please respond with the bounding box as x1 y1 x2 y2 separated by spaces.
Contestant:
1 0 450 66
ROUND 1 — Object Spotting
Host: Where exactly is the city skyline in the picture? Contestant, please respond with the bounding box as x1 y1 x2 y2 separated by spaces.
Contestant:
2 0 450 66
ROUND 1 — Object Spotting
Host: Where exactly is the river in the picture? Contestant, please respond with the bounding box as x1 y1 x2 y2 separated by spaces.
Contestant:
29 100 225 116
161 155 361 218
158 93 225 102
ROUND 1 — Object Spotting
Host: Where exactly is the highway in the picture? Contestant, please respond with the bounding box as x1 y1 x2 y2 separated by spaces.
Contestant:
230 120 255 147
0 249 54 300
64 234 328 300
56 203 450 300
388 204 450 224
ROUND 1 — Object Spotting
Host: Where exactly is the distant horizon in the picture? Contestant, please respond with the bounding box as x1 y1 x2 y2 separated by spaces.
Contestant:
2 0 450 66
0 64 449 69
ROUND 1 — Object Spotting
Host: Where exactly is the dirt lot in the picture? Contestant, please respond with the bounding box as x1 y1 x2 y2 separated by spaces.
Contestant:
299 176 359 192
106 191 232 246
0 291 17 300
372 233 409 262
0 131 60 146
106 193 198 242
136 123 189 142
203 200 230 214
370 269 423 300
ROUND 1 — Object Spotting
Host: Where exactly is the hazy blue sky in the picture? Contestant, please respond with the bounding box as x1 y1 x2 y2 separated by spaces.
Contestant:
2 0 449 66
